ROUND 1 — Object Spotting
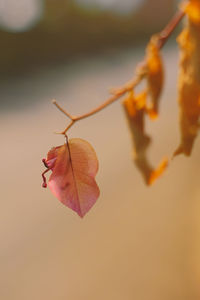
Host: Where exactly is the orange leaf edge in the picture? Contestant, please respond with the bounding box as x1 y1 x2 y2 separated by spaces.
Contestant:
148 158 169 185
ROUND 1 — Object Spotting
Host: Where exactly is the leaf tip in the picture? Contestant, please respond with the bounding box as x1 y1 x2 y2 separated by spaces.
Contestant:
148 158 168 185
147 108 159 120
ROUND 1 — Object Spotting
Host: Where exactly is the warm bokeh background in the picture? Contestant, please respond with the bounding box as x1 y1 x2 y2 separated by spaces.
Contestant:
1 1 200 299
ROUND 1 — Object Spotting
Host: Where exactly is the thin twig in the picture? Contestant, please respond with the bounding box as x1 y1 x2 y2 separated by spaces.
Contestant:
52 99 74 120
157 9 185 49
53 8 185 135
75 93 123 121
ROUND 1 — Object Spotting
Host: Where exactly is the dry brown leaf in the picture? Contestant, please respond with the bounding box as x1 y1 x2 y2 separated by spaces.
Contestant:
146 35 164 119
122 90 168 185
174 0 200 156
123 90 150 153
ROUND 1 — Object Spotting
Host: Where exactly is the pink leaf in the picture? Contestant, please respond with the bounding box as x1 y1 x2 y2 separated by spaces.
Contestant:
42 138 100 217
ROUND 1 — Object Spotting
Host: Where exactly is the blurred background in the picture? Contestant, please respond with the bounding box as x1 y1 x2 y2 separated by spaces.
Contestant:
1 0 200 299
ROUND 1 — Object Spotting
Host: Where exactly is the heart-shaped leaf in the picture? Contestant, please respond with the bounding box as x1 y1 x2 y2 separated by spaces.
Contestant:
42 138 100 217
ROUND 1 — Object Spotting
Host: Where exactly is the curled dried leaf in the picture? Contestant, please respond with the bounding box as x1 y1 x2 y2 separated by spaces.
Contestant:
123 90 150 154
122 90 168 185
174 1 200 156
146 35 164 119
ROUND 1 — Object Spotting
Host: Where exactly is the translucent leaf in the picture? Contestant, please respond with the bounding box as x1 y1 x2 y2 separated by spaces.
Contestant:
43 138 100 217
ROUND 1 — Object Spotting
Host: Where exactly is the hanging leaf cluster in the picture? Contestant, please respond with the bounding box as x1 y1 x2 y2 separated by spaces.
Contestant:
42 0 200 217
122 35 168 185
123 0 200 185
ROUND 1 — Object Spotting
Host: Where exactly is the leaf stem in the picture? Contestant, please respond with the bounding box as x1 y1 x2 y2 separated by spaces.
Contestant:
53 8 185 135
157 9 185 49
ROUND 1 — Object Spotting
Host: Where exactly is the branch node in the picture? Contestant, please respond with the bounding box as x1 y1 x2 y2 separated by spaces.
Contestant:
52 99 73 120
52 8 185 134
